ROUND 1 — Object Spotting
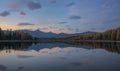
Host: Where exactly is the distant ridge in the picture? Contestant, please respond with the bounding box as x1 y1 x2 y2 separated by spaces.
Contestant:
15 29 96 38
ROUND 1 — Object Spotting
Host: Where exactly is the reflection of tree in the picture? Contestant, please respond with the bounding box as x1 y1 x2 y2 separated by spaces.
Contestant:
0 42 32 53
17 64 24 71
0 42 120 54
63 41 120 53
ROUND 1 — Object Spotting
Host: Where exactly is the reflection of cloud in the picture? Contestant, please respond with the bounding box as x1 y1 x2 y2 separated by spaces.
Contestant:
0 11 10 17
18 23 35 26
66 2 75 7
27 1 42 10
18 64 24 71
70 62 81 66
17 55 34 58
0 64 7 71
59 57 66 60
39 48 50 53
39 47 62 54
39 47 80 54
69 15 81 20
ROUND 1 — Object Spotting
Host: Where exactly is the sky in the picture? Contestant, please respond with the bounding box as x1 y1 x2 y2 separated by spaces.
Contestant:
0 0 120 34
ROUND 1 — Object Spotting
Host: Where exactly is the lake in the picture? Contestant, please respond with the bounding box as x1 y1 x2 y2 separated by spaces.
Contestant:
0 42 120 71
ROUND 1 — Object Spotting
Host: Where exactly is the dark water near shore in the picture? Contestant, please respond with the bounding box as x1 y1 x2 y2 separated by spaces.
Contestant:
0 42 120 71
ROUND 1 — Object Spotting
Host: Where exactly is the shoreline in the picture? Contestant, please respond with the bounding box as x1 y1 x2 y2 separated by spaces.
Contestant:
0 40 120 43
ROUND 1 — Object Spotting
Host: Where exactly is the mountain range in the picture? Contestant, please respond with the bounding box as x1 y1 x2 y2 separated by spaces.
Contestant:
15 29 96 38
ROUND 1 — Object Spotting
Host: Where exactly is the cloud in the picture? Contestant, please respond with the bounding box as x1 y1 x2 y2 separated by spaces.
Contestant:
75 28 79 32
49 27 57 29
20 11 26 16
65 25 71 27
69 15 81 20
59 22 68 24
18 23 35 26
100 17 120 25
9 0 42 12
101 0 112 8
58 28 65 31
50 0 56 3
41 27 49 30
27 1 42 10
101 0 119 8
66 2 75 7
9 0 27 12
67 28 74 31
91 28 96 30
0 11 10 17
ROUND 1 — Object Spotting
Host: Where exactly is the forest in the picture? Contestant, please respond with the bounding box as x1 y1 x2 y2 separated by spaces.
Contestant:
0 28 32 40
0 27 120 41
58 27 120 41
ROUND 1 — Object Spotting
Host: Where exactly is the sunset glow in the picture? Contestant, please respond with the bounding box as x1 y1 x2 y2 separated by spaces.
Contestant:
0 0 120 34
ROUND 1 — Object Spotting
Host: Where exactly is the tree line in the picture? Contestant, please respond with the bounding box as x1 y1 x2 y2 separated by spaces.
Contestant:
0 28 32 40
60 27 120 41
0 27 120 41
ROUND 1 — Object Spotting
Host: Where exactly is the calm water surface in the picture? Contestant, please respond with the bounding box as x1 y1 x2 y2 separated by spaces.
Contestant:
0 42 120 71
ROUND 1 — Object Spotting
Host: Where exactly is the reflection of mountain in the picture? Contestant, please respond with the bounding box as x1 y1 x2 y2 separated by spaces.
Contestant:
63 42 120 53
0 42 120 54
0 43 91 52
16 29 96 38
28 43 91 51
0 44 120 71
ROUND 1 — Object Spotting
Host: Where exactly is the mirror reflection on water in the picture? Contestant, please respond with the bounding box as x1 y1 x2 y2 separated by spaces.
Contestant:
0 42 120 71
